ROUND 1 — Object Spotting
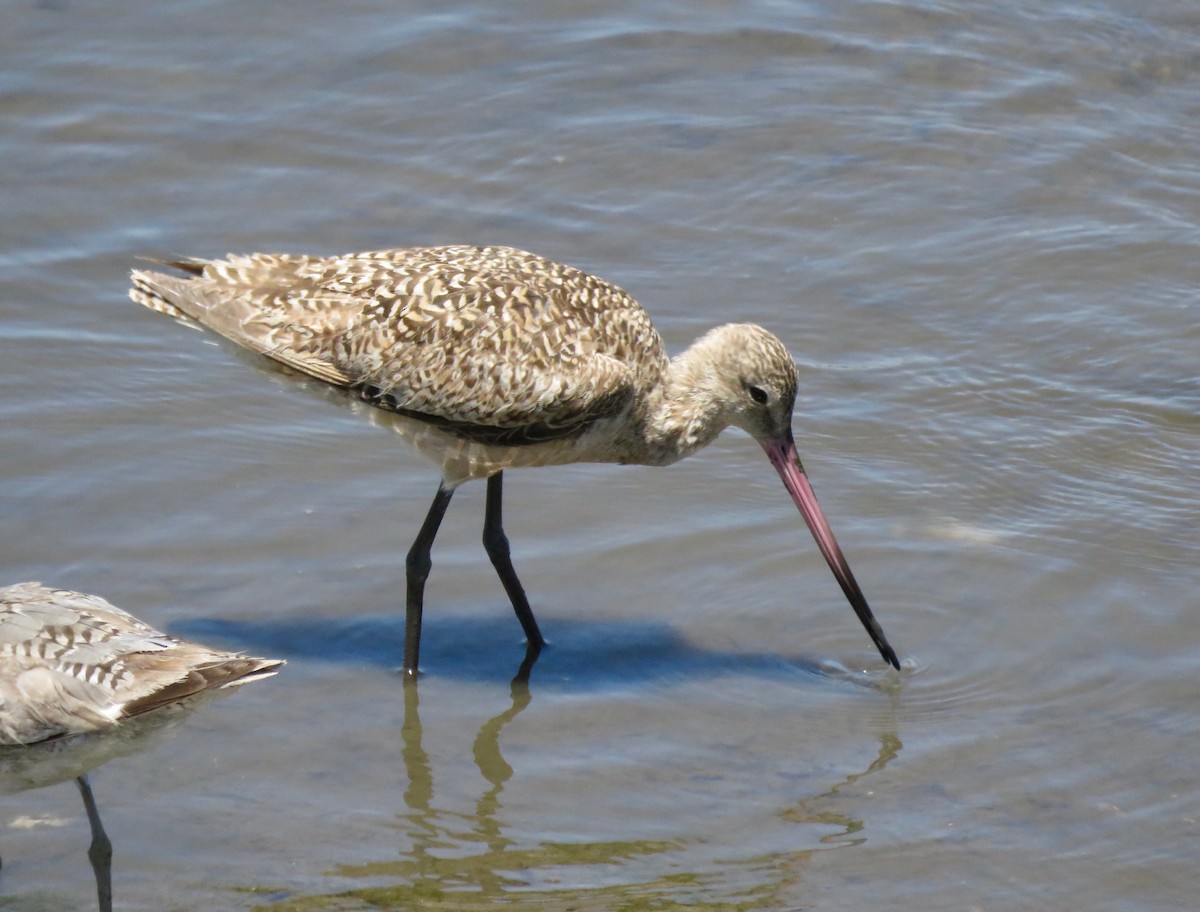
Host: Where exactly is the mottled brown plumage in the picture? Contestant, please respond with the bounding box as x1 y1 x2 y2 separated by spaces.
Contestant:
133 248 657 460
129 245 900 674
0 582 282 745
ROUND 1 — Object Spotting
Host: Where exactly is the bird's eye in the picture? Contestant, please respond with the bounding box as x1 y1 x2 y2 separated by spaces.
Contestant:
747 385 769 405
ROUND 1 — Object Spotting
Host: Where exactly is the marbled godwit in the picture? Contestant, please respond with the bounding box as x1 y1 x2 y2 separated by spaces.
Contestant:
0 582 281 911
130 245 900 674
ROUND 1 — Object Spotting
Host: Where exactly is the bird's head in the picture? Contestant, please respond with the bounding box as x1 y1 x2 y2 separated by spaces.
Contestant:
710 324 800 443
704 323 900 670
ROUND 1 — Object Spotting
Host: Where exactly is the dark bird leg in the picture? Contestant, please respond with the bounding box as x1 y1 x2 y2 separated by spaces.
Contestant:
483 472 544 652
512 639 542 686
404 483 455 676
75 775 113 912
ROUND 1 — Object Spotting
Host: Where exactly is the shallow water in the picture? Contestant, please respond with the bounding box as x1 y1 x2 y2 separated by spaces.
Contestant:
1 0 1198 909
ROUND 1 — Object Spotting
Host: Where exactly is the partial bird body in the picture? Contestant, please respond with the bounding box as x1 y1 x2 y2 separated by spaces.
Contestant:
0 582 282 746
130 245 900 673
133 248 652 479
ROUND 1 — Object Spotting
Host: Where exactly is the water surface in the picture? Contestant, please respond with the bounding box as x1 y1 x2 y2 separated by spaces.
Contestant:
1 1 1198 909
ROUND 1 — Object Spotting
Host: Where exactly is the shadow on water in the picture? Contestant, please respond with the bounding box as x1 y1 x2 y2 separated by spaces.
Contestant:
253 675 902 911
173 610 901 909
174 610 891 692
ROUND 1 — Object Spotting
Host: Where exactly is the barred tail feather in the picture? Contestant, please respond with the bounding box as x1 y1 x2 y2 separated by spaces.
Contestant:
129 269 195 321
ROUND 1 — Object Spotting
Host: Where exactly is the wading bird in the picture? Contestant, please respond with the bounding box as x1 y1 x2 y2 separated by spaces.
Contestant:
131 245 900 675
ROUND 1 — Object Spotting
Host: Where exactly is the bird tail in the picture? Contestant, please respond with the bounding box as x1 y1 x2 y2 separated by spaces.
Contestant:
130 253 225 320
120 656 285 719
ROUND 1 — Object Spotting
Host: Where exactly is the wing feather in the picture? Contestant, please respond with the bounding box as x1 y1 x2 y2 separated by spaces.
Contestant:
130 246 665 442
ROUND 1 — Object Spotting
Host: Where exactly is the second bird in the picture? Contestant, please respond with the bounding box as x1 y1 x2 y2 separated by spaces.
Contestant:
130 245 900 675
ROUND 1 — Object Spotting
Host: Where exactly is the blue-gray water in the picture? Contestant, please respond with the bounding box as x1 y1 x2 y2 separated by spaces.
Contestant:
2 1 1198 909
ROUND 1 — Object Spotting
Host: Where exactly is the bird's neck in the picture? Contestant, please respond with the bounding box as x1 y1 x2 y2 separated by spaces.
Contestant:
624 328 735 466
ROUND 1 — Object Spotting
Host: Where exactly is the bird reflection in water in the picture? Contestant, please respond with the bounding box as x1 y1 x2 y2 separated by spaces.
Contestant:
399 667 534 894
0 702 198 912
0 582 282 912
317 662 904 910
